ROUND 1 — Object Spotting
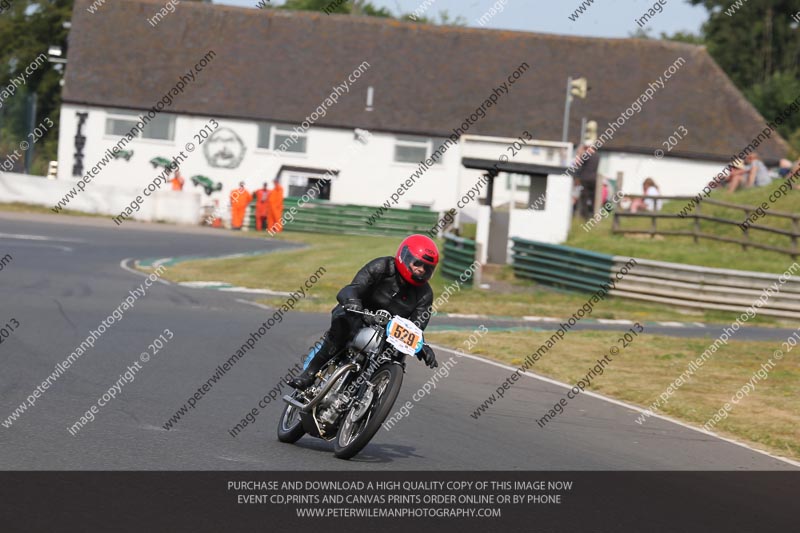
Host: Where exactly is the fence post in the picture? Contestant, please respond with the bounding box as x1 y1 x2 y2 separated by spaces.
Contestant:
693 201 701 244
793 216 798 259
742 209 751 252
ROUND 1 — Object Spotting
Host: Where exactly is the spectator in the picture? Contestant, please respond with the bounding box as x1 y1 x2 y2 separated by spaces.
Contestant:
792 158 800 189
725 158 748 192
629 178 661 213
229 181 252 230
267 178 285 234
571 177 583 216
253 182 270 232
574 142 599 218
728 153 770 192
170 167 185 191
745 152 770 188
778 159 793 179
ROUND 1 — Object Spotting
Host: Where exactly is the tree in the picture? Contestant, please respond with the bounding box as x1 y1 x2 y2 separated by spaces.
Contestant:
686 0 800 152
746 70 800 155
0 0 71 174
687 0 800 88
271 0 465 25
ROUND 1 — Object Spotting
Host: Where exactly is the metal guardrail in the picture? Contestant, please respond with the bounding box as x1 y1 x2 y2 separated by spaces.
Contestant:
511 237 800 318
442 233 477 285
511 238 616 293
613 195 800 259
611 257 800 318
246 197 438 237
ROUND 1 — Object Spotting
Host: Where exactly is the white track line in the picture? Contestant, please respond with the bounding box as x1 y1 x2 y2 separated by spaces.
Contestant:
236 299 274 311
0 232 84 243
119 258 171 285
219 287 292 296
431 344 800 469
522 316 560 322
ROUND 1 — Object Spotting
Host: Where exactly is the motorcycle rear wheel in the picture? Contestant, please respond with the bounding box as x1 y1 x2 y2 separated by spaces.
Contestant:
333 363 403 460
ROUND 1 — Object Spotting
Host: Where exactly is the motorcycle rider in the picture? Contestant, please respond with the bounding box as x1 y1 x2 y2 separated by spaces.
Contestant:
288 234 440 390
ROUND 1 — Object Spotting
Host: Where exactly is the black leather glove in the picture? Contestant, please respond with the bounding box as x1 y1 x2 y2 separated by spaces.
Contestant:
419 344 438 369
343 299 363 313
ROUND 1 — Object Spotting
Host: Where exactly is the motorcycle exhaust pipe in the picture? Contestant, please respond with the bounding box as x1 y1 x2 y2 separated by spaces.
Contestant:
282 362 358 413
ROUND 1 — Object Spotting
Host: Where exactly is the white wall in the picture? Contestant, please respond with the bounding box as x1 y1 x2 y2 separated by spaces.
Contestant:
0 172 202 225
508 173 572 246
601 151 727 196
56 104 464 214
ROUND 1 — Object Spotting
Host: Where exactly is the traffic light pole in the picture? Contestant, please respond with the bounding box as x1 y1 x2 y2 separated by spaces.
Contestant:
561 76 572 143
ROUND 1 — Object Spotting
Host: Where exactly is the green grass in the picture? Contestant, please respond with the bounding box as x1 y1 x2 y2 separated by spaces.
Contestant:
567 184 800 274
0 201 104 218
151 231 792 327
427 329 800 461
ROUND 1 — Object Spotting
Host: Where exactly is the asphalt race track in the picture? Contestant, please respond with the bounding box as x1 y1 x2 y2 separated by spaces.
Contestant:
0 212 796 471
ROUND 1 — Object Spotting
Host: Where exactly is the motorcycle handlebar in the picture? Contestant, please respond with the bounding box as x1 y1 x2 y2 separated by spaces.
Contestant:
346 308 391 326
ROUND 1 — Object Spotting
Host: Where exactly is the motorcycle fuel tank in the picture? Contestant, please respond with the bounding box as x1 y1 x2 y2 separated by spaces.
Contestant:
351 326 382 354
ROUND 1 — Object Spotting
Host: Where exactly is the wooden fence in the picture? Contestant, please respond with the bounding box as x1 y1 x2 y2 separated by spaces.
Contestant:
612 195 799 259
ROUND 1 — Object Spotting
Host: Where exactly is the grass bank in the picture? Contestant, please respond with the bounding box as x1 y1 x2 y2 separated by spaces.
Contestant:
568 183 799 274
155 231 791 326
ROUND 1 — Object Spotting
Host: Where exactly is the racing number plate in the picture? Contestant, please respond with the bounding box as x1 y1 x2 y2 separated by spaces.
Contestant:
386 316 424 356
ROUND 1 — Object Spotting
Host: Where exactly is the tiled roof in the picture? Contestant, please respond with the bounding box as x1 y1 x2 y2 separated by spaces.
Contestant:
64 0 789 161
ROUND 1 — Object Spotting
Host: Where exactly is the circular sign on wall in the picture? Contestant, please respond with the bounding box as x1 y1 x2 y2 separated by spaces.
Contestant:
203 127 246 169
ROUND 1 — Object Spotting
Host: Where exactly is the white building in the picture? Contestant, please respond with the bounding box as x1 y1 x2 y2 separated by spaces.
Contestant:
51 0 790 259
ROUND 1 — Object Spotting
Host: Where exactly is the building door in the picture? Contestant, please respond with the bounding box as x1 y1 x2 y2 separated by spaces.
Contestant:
488 209 510 264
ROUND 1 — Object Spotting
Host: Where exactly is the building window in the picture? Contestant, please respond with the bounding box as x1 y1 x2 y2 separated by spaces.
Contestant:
258 123 307 153
506 173 530 192
394 135 447 164
105 109 175 140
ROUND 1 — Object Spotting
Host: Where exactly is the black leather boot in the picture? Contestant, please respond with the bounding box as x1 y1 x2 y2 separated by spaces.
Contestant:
287 338 337 390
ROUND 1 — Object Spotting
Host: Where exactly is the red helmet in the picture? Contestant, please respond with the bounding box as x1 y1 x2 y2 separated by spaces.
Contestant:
395 234 439 286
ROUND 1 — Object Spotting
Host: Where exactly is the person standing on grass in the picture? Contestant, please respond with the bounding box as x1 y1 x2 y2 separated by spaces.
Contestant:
267 178 285 234
229 181 252 230
253 182 270 232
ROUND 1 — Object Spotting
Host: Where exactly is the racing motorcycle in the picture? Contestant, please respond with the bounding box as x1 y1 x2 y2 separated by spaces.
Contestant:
277 308 430 460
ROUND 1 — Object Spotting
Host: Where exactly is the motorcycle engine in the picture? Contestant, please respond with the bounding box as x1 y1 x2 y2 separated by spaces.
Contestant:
318 391 350 426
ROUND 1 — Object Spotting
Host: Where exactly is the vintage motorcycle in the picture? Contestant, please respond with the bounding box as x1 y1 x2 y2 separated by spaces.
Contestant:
277 308 431 459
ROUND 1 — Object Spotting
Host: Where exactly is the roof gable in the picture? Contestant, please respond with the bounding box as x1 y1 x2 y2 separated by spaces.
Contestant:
64 0 789 161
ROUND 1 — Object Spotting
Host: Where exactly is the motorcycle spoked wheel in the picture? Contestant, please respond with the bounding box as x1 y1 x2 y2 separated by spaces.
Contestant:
333 363 403 460
277 360 341 443
276 389 306 443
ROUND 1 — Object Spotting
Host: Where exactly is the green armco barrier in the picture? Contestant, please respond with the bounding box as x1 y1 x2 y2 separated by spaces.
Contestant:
246 197 438 237
511 237 615 293
442 233 476 285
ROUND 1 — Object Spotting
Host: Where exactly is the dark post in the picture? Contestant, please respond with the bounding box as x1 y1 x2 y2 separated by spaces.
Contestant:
24 93 38 173
693 201 701 244
650 212 656 238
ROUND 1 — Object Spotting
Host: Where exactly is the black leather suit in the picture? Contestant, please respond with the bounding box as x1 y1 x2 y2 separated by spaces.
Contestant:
328 256 434 350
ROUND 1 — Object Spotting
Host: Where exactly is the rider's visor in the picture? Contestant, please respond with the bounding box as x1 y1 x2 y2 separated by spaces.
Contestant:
400 246 436 282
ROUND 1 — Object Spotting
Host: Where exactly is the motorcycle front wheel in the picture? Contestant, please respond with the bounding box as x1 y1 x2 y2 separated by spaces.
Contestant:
333 363 403 460
277 390 306 443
